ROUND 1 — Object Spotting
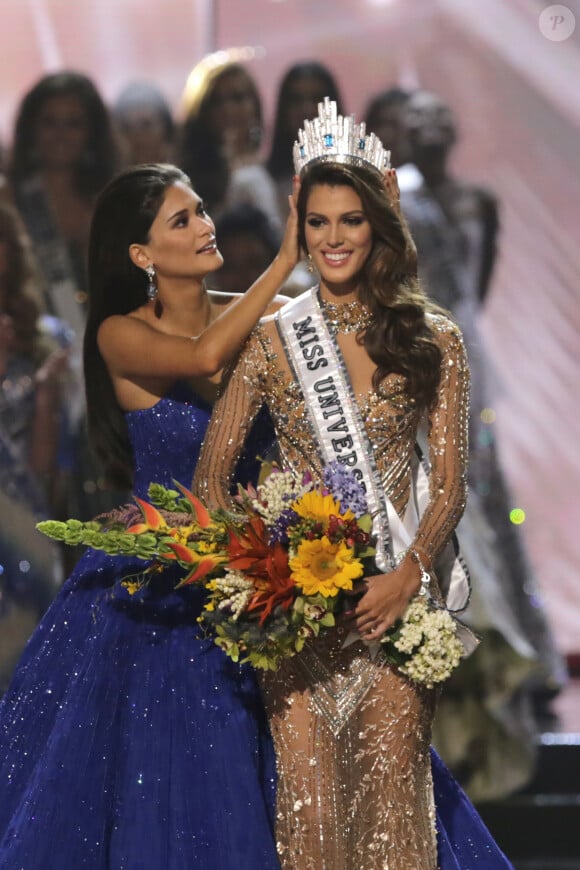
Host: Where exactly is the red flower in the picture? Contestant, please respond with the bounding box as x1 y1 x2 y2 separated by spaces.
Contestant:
228 517 295 625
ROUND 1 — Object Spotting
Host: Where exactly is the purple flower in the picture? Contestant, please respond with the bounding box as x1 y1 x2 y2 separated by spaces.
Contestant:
270 507 300 545
323 461 368 518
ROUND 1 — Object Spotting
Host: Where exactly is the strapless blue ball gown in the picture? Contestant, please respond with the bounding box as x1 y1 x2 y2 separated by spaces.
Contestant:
0 384 279 869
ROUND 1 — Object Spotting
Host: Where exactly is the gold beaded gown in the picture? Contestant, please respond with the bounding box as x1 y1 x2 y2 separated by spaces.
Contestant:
194 295 470 870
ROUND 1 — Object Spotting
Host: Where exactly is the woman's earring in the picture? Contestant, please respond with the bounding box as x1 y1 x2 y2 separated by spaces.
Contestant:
307 253 314 274
146 265 157 300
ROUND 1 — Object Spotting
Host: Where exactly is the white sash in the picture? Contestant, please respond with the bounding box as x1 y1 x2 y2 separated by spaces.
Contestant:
275 287 476 653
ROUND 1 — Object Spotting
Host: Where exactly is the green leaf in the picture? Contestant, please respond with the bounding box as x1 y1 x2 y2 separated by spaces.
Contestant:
358 514 373 532
319 612 335 627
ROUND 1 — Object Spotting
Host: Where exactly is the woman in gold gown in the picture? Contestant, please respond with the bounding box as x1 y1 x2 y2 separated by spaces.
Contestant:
195 102 509 869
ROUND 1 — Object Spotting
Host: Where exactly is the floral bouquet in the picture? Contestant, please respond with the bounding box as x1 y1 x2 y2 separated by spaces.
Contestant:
37 463 464 683
199 462 375 669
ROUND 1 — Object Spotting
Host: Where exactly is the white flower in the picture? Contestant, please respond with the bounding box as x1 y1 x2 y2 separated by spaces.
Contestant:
252 470 312 524
381 596 464 688
212 570 254 621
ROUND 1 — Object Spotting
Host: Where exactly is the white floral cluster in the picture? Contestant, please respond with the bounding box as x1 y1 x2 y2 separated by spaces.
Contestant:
252 471 311 525
213 570 255 621
387 597 464 689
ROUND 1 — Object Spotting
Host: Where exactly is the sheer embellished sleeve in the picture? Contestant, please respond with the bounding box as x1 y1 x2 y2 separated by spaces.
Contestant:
412 316 470 563
193 332 266 511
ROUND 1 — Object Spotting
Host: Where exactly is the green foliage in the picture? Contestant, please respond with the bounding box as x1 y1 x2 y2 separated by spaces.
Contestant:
147 483 191 513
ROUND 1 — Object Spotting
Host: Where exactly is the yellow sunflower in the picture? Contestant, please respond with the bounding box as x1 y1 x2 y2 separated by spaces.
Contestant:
292 490 354 528
290 536 363 597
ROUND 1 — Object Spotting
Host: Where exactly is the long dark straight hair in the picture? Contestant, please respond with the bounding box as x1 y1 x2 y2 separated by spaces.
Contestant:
297 162 445 409
83 163 191 488
266 62 344 181
11 71 118 197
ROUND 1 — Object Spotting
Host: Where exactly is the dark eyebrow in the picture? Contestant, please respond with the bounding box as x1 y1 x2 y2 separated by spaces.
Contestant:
166 207 188 223
306 210 365 218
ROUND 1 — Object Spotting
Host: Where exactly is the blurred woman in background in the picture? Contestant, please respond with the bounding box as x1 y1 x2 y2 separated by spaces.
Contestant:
114 80 176 167
179 50 281 231
7 70 122 531
266 61 345 217
0 201 66 694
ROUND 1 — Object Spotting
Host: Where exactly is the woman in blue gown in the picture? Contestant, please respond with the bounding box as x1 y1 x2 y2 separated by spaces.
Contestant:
0 163 298 868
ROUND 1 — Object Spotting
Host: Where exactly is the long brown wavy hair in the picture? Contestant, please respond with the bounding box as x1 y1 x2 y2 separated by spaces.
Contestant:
297 162 447 410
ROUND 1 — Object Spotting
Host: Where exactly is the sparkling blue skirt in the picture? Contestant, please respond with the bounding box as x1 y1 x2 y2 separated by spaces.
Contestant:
434 747 515 868
0 550 279 869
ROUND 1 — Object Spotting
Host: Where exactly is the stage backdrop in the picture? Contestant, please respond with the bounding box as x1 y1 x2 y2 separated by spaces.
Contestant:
0 0 579 652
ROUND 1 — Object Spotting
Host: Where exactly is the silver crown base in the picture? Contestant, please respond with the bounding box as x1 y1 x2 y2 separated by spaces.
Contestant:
298 153 385 178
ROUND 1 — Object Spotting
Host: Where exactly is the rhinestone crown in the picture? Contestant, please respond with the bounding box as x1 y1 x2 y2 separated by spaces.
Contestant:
293 97 391 178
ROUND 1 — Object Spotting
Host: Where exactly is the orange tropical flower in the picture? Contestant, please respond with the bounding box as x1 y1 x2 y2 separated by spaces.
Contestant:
126 497 166 534
169 543 227 588
173 481 213 528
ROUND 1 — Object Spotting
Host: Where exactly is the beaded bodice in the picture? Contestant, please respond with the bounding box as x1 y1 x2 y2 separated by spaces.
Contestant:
195 303 469 565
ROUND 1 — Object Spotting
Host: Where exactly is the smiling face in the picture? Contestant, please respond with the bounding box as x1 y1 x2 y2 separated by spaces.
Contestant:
304 183 373 296
139 181 223 284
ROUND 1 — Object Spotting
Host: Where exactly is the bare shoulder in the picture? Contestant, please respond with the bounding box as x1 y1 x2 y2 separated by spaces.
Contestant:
97 312 153 352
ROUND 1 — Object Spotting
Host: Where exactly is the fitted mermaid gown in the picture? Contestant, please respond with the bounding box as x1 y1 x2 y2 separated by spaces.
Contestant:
0 383 279 869
195 305 514 869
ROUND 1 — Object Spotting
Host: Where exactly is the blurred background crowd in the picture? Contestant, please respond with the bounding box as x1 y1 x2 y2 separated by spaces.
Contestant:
0 0 578 808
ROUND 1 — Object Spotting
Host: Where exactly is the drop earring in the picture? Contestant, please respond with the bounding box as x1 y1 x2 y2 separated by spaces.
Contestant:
146 264 157 300
307 253 315 274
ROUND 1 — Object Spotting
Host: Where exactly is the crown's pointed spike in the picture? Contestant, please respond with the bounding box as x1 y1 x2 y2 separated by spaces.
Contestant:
292 98 390 177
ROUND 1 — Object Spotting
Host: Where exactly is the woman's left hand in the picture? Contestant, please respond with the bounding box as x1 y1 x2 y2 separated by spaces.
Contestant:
384 168 401 215
344 558 421 641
